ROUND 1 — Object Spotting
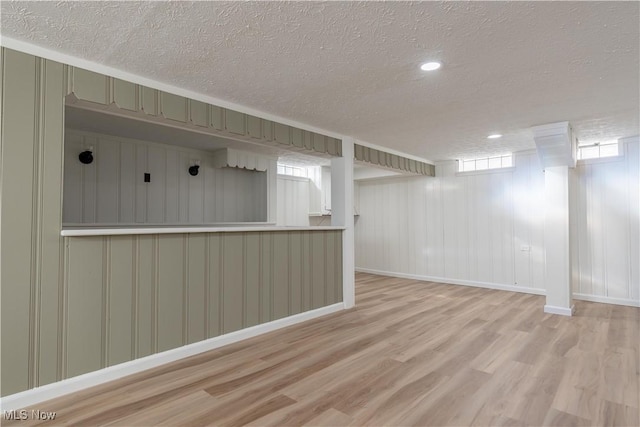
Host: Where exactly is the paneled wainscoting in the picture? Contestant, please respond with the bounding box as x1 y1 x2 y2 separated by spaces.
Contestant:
62 230 343 379
7 273 638 426
2 229 342 397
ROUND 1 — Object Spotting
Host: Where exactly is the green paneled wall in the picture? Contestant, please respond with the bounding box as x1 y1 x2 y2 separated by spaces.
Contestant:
1 49 66 396
354 143 435 176
60 231 342 383
0 47 344 397
67 67 343 158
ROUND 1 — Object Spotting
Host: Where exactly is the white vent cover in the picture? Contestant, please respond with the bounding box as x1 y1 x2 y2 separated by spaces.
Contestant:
531 121 577 168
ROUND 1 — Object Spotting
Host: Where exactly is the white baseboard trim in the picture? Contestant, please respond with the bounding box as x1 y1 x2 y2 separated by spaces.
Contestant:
355 267 546 296
0 302 344 411
573 293 640 308
544 304 576 316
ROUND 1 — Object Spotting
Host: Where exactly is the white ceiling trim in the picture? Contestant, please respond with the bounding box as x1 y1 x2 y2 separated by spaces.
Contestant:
1 36 433 164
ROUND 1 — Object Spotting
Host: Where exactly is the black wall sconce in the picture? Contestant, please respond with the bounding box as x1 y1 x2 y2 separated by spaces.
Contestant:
79 149 94 165
188 160 200 176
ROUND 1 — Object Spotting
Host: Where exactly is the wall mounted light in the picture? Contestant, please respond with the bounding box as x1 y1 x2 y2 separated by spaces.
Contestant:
188 160 200 176
79 148 94 165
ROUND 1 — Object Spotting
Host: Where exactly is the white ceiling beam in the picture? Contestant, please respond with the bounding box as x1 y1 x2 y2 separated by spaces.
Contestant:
531 121 577 169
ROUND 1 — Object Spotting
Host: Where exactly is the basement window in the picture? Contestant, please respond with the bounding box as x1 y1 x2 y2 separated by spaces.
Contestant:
577 140 619 160
277 163 308 177
458 154 513 172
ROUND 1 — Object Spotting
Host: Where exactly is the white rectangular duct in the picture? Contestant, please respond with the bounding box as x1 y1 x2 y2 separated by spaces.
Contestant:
531 121 577 168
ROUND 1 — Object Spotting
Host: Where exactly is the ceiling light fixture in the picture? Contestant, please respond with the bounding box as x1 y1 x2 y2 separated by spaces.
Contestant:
420 62 441 71
487 134 502 139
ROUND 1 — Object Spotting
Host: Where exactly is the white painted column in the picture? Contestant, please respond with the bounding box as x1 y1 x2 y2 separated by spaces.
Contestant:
543 166 575 316
331 137 355 309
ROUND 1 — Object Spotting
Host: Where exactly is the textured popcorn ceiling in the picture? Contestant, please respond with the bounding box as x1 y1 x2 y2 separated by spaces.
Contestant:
1 1 638 161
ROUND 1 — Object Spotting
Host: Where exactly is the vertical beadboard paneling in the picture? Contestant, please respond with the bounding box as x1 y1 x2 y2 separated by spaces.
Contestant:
204 163 216 222
63 130 268 224
63 132 83 223
276 175 310 226
156 236 185 352
81 135 98 223
207 234 223 338
119 143 136 223
222 234 244 333
311 232 326 309
325 231 337 304
355 155 547 292
165 150 180 223
147 145 166 223
187 235 206 344
589 163 606 297
627 141 640 302
108 237 134 366
178 152 190 223
222 167 238 222
1 50 35 395
288 232 303 315
57 230 341 384
66 237 104 378
356 145 639 305
244 233 261 327
272 233 290 320
301 232 312 312
335 230 344 302
1 50 65 396
135 144 148 223
96 139 119 222
260 233 273 323
136 236 154 357
573 139 640 303
36 59 65 388
187 157 204 224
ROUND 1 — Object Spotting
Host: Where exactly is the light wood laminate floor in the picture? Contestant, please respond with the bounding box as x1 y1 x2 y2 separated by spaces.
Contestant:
8 273 639 426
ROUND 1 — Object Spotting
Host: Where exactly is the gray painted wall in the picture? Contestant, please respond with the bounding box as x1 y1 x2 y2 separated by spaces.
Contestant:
64 129 268 225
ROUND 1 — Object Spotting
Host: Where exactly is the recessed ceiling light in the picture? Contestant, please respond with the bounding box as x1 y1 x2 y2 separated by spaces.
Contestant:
420 62 441 71
487 134 502 139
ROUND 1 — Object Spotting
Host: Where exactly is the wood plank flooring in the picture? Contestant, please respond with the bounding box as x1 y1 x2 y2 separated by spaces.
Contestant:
6 273 639 426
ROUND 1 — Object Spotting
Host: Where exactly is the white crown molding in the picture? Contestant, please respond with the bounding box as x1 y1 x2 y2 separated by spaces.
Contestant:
0 302 345 411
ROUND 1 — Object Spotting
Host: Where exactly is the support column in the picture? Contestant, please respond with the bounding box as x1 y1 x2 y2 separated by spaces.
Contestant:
331 138 355 309
543 166 575 316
